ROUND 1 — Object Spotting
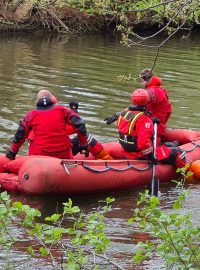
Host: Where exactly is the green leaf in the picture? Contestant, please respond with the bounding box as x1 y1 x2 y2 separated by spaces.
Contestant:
173 200 181 210
39 247 49 256
128 217 134 224
0 191 10 201
67 262 80 270
12 201 23 209
45 213 61 222
27 246 35 255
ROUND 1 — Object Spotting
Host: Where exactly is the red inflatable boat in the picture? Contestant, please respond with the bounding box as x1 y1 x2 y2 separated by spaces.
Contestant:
0 128 200 195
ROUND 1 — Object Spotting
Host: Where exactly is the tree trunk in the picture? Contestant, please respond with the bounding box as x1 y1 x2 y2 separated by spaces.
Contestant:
14 0 33 22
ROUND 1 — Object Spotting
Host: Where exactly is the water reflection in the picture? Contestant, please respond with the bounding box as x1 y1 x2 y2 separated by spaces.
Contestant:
1 32 200 269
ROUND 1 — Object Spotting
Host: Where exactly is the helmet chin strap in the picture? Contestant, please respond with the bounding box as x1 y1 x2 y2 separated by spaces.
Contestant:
128 104 146 112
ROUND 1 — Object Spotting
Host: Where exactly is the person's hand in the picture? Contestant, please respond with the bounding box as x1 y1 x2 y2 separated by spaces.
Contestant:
104 114 118 125
80 144 89 157
152 117 160 124
69 101 79 113
6 149 16 160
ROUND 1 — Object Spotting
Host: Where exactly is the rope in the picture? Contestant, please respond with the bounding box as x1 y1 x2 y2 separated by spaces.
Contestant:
61 140 200 174
82 162 151 173
82 165 110 173
61 160 151 174
192 142 200 147
183 142 200 153
183 142 200 162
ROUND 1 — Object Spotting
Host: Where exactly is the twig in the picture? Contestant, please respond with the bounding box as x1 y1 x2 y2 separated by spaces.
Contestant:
162 223 189 268
44 7 72 33
89 251 126 270
62 242 126 270
128 0 193 45
151 12 193 72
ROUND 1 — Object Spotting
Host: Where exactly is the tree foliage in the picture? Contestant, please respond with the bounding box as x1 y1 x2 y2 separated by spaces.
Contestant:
32 0 200 69
129 189 200 269
0 192 121 269
1 179 200 269
1 0 200 35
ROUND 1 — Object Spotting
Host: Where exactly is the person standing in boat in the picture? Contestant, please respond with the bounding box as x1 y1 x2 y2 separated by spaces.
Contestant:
139 68 172 144
107 88 186 168
105 68 172 145
6 89 89 160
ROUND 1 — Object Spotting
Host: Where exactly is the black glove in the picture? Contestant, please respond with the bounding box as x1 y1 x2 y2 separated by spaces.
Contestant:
147 153 158 165
104 113 118 125
80 144 89 157
69 101 79 113
152 117 161 124
6 149 16 160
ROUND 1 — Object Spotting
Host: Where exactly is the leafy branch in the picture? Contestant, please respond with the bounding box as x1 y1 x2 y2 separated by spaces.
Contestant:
0 192 123 269
129 188 200 269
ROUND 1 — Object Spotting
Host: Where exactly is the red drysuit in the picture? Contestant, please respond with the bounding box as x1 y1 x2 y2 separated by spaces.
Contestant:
116 107 186 168
145 76 172 139
9 101 87 159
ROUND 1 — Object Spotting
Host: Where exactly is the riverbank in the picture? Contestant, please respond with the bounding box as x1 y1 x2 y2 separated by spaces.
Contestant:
0 6 112 34
1 0 199 35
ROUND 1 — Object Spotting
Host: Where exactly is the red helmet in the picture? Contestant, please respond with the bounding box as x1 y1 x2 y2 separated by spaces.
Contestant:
131 89 149 106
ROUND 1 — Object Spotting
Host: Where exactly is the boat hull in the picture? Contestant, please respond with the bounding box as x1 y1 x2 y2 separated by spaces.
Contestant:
0 128 200 195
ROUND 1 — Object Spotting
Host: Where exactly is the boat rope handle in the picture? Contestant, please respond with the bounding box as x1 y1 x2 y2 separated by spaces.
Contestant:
82 165 110 173
82 162 152 173
192 142 200 147
183 142 200 153
60 140 200 174
63 163 70 175
181 141 200 162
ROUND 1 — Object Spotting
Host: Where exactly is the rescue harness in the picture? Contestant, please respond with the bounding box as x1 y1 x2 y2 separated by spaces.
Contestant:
117 110 144 152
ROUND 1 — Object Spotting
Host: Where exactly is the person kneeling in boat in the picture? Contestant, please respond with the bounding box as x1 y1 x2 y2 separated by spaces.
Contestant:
6 89 89 160
108 88 186 168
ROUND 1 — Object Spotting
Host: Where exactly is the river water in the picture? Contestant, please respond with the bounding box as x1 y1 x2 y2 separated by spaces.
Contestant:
0 32 200 269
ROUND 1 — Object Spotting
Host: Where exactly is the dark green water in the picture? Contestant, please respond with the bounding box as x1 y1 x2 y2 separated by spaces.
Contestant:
0 32 200 269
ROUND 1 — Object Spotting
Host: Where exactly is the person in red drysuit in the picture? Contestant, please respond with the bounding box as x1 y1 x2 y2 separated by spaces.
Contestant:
104 69 172 146
106 89 186 169
47 97 112 159
27 90 58 143
6 89 88 160
139 68 172 142
28 94 78 143
28 92 112 160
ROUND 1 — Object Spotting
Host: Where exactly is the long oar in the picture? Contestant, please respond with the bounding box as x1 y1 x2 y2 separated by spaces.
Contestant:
148 122 159 196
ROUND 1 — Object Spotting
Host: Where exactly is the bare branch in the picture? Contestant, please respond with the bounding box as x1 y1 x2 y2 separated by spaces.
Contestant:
128 0 193 46
61 242 126 270
151 10 193 72
44 7 72 33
